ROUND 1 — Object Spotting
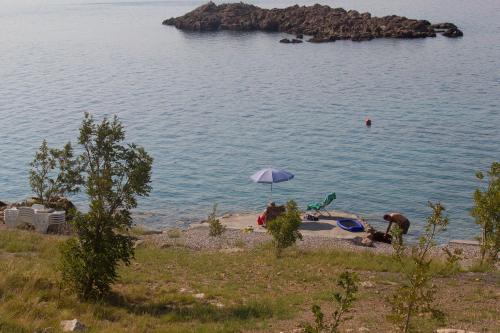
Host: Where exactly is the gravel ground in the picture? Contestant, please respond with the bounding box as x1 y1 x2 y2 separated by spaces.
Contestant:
141 225 493 269
144 225 396 255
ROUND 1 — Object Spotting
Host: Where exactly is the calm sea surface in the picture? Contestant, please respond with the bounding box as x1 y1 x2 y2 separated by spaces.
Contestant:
1 0 499 241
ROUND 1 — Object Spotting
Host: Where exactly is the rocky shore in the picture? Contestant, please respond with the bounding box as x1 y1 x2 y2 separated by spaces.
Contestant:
163 2 463 42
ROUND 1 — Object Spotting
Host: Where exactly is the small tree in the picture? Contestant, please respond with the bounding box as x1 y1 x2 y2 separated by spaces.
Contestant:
471 161 499 263
29 140 81 206
388 202 449 333
267 200 302 257
208 203 225 237
304 271 359 333
59 113 153 300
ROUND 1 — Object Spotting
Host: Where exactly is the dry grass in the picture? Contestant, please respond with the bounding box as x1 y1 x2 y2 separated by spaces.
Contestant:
0 229 498 333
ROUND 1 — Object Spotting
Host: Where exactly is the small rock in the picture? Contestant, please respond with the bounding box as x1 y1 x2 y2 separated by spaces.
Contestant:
279 38 291 43
308 36 335 43
430 22 457 31
360 281 374 288
361 237 374 247
291 39 303 43
442 28 463 38
60 319 86 332
353 236 374 247
296 34 303 39
220 247 243 253
436 328 476 333
194 293 205 299
358 328 370 332
211 301 225 308
133 240 144 248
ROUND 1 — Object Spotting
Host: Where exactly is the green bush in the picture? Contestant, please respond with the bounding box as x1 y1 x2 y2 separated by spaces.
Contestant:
267 200 302 257
471 161 499 263
208 204 225 237
29 139 81 206
59 113 153 300
388 202 449 333
303 271 359 333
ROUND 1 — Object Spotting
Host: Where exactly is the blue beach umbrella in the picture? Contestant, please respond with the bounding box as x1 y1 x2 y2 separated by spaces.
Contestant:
250 168 294 201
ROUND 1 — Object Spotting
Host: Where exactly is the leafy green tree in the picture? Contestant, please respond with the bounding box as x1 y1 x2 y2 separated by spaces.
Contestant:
208 203 225 237
59 113 153 300
304 271 359 333
388 202 449 333
29 139 81 206
267 200 302 257
471 161 499 263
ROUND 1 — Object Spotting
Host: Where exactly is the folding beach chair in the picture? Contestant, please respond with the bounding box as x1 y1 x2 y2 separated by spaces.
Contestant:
306 192 336 216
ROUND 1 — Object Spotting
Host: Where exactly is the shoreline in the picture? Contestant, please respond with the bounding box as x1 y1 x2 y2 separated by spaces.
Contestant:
1 200 481 247
136 209 487 269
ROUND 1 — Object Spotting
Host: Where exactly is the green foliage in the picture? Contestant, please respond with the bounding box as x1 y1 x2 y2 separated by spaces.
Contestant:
208 203 226 237
441 246 463 274
303 271 359 333
167 228 182 238
471 161 500 263
59 113 153 300
266 200 302 257
1 229 498 333
388 202 449 333
304 304 325 333
29 139 81 205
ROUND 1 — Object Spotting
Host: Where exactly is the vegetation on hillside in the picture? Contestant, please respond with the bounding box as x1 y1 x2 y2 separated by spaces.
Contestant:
388 202 449 333
208 204 226 237
267 200 302 257
303 271 359 333
0 230 498 333
59 113 153 300
471 161 499 263
29 139 81 206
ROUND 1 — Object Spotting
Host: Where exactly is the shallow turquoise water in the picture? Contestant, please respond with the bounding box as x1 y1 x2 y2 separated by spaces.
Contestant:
1 0 499 241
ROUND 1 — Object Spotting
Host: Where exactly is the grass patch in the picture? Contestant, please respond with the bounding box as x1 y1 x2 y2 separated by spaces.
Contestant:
469 261 496 272
0 229 497 332
166 229 182 239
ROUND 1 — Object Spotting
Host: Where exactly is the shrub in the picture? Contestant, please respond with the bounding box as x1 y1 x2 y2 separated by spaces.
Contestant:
303 271 359 333
29 139 81 206
208 204 225 237
59 113 153 300
167 229 182 238
388 202 449 333
471 161 499 263
266 200 302 257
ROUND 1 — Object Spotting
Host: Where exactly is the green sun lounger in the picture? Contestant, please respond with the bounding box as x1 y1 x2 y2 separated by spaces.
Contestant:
306 192 336 216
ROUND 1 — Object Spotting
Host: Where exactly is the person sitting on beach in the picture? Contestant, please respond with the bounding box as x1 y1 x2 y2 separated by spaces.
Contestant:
383 212 410 236
257 202 271 226
257 202 285 227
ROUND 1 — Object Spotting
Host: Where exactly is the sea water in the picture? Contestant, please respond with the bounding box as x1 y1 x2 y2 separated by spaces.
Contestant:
1 0 499 242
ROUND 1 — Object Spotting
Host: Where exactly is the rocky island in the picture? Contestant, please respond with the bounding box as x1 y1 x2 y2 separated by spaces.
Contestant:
163 2 463 43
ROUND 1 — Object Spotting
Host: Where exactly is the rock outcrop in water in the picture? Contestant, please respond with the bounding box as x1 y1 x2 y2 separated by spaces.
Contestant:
162 2 463 42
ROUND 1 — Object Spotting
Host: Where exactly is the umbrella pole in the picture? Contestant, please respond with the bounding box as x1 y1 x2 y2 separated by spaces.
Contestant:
270 183 273 203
